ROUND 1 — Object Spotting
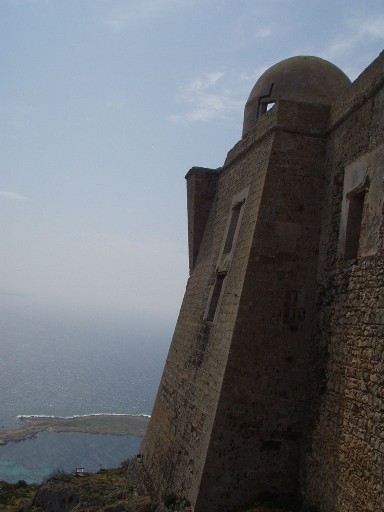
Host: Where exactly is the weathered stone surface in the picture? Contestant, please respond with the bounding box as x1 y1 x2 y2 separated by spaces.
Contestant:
141 51 384 512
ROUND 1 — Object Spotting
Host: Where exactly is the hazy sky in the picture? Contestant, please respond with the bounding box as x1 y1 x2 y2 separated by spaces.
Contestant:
1 0 384 323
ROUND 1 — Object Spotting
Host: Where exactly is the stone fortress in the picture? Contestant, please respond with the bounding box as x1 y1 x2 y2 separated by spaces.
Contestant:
141 52 384 512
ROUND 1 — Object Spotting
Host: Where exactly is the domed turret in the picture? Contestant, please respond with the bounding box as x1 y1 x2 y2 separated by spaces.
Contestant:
242 56 351 136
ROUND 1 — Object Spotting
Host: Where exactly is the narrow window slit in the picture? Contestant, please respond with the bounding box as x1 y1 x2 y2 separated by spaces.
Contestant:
223 199 245 255
223 206 241 254
344 190 366 260
205 273 227 322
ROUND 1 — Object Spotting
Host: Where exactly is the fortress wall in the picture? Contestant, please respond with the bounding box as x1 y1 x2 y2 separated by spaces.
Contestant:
304 55 384 512
329 51 384 132
195 104 329 512
142 53 384 512
141 126 276 505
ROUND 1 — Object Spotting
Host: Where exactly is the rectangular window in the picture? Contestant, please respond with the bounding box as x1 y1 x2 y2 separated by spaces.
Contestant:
205 188 248 323
205 273 226 322
222 198 246 256
223 205 241 254
344 191 365 260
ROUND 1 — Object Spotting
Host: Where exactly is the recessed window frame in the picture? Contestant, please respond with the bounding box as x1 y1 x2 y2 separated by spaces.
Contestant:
204 187 249 323
343 177 369 261
218 189 248 266
204 271 227 322
223 202 243 255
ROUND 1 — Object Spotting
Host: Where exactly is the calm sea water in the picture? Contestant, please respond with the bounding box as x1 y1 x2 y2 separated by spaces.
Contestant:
0 297 171 483
0 432 142 483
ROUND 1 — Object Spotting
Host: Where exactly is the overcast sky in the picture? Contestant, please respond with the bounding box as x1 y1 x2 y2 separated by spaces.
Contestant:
1 0 384 324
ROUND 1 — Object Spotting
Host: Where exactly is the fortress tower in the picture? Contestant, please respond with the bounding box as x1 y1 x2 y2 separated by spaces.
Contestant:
141 54 384 512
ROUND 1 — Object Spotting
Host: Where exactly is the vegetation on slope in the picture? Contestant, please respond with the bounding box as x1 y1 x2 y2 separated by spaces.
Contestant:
0 480 38 511
0 459 317 512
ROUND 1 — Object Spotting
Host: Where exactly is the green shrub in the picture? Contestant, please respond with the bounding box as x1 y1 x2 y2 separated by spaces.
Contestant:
164 492 178 508
45 468 71 482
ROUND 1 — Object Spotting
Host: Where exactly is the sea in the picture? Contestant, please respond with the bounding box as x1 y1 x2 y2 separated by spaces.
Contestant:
0 296 172 484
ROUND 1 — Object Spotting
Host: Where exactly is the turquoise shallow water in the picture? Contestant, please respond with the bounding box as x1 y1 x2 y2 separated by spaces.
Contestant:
0 298 171 483
0 431 142 483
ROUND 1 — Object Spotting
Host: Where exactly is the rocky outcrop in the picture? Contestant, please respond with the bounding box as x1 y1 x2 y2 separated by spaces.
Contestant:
22 462 152 512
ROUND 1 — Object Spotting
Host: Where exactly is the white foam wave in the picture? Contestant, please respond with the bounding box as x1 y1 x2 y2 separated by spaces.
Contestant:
17 413 151 420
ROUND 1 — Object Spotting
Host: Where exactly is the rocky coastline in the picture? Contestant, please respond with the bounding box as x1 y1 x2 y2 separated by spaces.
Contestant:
0 415 149 446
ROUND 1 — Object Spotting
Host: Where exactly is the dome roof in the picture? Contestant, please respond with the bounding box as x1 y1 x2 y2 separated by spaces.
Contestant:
242 56 351 136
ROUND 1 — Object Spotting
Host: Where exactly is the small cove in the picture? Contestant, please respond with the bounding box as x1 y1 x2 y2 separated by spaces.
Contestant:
0 431 142 483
